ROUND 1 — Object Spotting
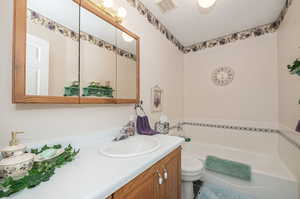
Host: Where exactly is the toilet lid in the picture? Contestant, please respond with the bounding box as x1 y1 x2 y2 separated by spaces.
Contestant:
182 154 204 174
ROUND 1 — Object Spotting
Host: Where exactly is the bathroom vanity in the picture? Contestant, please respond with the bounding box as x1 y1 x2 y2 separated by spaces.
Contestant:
6 133 184 199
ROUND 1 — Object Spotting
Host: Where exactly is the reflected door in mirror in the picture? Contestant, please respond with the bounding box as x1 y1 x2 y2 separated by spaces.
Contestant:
26 0 80 97
26 34 49 95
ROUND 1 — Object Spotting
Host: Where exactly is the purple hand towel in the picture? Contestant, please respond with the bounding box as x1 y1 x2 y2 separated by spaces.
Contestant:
296 120 300 133
137 116 159 135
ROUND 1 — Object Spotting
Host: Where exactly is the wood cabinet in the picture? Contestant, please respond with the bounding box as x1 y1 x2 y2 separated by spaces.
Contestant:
113 147 181 199
159 149 181 199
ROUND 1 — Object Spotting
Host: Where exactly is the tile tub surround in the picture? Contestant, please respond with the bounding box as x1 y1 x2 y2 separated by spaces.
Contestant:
181 121 300 152
278 129 300 199
125 0 294 53
278 131 300 151
7 130 184 199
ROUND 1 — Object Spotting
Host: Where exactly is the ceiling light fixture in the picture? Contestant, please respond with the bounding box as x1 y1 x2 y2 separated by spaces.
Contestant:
103 0 113 8
117 7 127 18
122 32 134 42
87 0 126 23
198 0 217 8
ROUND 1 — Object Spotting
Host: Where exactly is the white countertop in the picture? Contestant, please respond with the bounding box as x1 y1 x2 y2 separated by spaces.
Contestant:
5 130 184 199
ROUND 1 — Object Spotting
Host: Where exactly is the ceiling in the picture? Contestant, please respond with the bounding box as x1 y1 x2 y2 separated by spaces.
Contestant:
139 0 286 46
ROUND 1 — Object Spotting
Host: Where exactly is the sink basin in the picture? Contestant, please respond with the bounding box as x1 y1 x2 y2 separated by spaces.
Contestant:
100 135 160 158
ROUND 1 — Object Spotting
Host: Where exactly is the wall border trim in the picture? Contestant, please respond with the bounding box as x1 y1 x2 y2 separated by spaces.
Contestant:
126 0 294 53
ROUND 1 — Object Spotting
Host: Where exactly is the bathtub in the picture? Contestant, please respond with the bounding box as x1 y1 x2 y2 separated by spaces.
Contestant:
182 142 298 199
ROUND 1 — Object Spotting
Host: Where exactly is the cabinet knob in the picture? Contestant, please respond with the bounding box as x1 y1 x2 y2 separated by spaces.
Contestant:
156 170 164 185
163 168 168 180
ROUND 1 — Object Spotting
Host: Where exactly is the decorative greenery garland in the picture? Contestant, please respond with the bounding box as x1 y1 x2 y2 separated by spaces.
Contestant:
0 144 79 198
287 59 300 75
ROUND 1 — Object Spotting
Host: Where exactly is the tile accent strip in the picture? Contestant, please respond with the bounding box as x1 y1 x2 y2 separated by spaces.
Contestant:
28 9 137 61
182 121 300 151
126 0 293 54
183 122 278 133
126 0 185 52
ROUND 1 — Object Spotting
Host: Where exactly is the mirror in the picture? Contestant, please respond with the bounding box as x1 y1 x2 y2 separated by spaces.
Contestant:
116 30 137 100
80 6 117 101
13 0 140 104
26 0 80 97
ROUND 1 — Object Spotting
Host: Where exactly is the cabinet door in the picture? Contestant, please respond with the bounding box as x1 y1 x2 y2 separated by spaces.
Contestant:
114 167 159 199
160 148 181 199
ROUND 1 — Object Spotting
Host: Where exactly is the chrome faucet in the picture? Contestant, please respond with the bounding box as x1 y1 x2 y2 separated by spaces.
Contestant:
113 121 136 142
176 122 184 132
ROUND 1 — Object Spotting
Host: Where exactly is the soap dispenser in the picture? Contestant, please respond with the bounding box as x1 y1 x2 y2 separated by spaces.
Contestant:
0 132 26 158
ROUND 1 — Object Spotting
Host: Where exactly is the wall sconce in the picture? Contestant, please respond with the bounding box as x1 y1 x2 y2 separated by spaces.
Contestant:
88 0 127 23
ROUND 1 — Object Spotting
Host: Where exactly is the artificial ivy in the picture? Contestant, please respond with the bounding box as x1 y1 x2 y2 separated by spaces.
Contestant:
287 59 300 74
0 144 79 198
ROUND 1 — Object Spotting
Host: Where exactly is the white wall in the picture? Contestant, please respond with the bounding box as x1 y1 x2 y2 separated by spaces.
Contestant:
0 0 184 147
184 33 278 124
182 34 279 154
277 0 300 194
277 0 300 130
117 55 137 99
80 40 117 94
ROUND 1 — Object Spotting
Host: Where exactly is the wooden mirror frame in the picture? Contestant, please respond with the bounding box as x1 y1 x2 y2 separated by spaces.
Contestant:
13 0 140 104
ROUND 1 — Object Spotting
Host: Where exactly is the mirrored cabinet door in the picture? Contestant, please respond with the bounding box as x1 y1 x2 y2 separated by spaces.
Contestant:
25 0 80 102
79 6 117 103
13 0 140 104
116 30 138 101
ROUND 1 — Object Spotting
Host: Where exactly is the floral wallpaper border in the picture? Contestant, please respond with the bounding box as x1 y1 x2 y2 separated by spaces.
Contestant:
29 0 294 55
183 0 294 53
182 22 279 53
126 0 185 52
126 0 293 54
28 9 137 61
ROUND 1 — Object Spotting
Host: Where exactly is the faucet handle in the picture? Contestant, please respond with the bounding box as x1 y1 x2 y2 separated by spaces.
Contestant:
9 131 24 146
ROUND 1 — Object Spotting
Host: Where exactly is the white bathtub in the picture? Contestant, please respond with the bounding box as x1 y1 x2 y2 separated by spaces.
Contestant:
182 142 298 199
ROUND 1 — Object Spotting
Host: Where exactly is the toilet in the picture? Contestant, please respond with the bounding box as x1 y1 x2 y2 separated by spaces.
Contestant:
181 153 204 199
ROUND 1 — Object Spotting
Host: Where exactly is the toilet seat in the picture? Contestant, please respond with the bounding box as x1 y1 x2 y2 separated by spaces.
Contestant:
181 153 204 181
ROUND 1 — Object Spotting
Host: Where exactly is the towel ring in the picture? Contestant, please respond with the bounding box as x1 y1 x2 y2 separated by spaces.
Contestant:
135 100 146 116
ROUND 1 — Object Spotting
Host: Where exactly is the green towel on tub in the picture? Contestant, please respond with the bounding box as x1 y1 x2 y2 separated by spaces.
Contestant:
205 156 251 181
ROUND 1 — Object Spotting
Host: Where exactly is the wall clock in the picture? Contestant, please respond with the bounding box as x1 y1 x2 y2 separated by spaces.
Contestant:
212 67 234 86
